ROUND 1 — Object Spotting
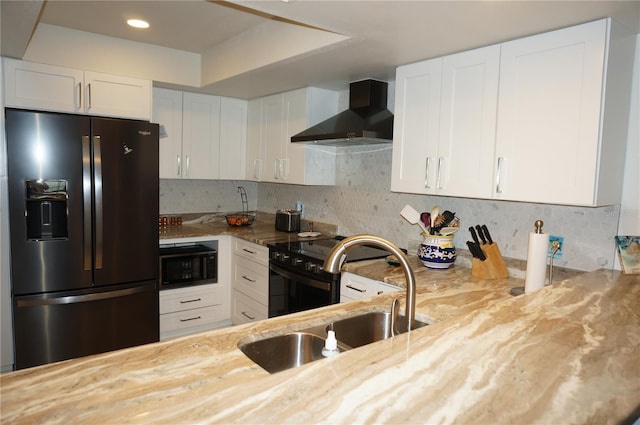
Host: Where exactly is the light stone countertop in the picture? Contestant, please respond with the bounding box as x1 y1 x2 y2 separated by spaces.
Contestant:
1 265 638 424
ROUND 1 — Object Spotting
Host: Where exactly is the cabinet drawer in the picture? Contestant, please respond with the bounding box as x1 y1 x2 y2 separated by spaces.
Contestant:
159 284 221 314
232 259 269 305
233 239 269 266
231 289 268 325
341 272 401 301
160 305 226 333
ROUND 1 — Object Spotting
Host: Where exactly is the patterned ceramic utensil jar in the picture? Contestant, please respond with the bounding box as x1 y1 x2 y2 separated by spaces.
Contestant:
418 234 457 269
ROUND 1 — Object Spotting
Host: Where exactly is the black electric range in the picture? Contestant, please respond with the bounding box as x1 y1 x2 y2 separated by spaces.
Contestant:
267 236 390 317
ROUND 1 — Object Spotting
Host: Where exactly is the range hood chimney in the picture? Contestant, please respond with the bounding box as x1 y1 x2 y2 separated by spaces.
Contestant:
291 79 393 145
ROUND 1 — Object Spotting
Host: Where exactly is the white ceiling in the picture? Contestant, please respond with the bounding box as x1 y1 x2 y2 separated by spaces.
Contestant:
2 0 639 99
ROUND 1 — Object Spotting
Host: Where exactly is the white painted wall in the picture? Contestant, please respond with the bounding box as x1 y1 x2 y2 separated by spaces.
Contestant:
23 24 201 88
0 7 15 370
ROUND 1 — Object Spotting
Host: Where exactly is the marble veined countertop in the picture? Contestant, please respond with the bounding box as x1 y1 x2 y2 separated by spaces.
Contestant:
1 255 638 424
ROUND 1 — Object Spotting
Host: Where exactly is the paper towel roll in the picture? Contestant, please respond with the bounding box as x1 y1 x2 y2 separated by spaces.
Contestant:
524 232 549 293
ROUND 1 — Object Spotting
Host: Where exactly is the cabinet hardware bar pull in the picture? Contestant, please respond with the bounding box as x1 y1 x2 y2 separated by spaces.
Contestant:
241 311 256 320
87 83 92 109
179 298 202 304
78 82 82 109
242 248 256 254
346 284 366 293
424 157 431 189
180 316 201 322
496 157 504 194
436 157 444 189
177 155 181 176
274 159 279 179
186 156 190 177
242 275 256 283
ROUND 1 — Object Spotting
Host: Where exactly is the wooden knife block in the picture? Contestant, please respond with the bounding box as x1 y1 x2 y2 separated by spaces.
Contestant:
471 243 509 279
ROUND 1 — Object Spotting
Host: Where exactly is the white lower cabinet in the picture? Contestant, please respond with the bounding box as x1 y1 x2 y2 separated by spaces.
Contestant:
231 239 269 325
159 284 229 341
340 272 400 303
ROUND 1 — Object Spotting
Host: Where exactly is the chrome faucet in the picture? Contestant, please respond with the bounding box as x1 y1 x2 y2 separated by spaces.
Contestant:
324 234 416 332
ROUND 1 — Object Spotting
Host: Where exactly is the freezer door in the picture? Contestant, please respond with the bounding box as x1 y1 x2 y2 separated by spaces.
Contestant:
13 281 159 369
91 118 159 286
5 109 93 294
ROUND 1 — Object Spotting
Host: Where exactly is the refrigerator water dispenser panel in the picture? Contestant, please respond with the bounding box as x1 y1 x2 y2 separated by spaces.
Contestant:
25 179 69 240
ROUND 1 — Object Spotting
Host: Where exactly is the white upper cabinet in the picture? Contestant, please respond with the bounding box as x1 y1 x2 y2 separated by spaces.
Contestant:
153 88 184 178
391 45 499 197
392 18 635 206
391 57 442 194
246 87 339 185
3 58 151 120
182 92 221 180
152 88 247 180
494 18 634 206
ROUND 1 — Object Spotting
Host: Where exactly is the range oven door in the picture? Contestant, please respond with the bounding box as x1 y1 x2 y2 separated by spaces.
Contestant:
268 263 338 318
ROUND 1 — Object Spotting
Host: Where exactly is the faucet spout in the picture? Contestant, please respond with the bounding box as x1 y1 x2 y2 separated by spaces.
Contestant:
324 234 416 331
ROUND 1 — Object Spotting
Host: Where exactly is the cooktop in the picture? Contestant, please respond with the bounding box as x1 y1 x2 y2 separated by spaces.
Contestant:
269 236 390 263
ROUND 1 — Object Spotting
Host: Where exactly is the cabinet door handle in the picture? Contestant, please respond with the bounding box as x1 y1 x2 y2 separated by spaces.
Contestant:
274 159 279 179
180 298 202 304
346 284 366 293
496 157 504 194
180 316 201 322
241 311 256 320
186 156 190 177
425 157 431 189
242 248 256 255
242 275 256 283
436 157 444 189
253 159 261 179
78 82 82 109
87 83 92 109
177 155 181 176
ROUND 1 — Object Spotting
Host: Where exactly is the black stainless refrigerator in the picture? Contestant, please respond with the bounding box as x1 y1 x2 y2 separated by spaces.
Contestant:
5 108 159 370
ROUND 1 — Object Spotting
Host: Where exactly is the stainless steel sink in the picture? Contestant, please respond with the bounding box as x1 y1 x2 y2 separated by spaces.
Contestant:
327 311 430 349
238 310 431 373
239 332 327 374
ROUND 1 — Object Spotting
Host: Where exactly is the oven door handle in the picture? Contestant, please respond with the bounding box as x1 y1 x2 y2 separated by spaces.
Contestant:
269 263 332 292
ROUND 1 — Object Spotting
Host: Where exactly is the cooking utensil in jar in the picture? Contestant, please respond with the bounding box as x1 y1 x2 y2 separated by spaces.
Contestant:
420 212 430 228
439 226 459 236
401 205 427 233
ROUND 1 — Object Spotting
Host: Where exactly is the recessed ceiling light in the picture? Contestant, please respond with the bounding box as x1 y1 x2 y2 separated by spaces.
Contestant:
127 19 149 29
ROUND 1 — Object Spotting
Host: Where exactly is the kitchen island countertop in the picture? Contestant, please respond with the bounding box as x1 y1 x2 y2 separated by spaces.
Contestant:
1 260 638 423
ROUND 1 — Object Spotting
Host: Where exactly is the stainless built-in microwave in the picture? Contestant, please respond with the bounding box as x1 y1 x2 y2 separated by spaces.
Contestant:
159 244 217 290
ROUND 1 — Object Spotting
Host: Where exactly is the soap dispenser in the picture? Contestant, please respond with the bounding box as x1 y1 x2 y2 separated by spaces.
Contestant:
322 330 340 357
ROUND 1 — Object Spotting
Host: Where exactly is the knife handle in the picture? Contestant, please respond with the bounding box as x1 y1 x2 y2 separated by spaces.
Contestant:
481 225 493 245
469 226 480 245
476 225 486 244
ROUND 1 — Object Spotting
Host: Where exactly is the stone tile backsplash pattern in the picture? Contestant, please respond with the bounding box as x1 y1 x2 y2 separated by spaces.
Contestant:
161 146 621 272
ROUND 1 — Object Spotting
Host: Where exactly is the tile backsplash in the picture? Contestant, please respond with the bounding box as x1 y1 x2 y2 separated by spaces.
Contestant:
161 145 621 272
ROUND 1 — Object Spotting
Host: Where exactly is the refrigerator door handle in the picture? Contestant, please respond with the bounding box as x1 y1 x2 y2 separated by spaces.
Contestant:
94 135 103 270
82 136 92 271
15 285 152 307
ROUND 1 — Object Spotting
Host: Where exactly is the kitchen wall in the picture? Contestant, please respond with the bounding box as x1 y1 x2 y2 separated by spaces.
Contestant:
160 180 258 214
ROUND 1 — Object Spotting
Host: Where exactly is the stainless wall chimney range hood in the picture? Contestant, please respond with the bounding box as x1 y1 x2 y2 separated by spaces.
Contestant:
291 79 393 145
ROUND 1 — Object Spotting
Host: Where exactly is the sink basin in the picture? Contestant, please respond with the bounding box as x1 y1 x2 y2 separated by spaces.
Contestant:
238 311 431 373
239 332 327 374
327 311 430 349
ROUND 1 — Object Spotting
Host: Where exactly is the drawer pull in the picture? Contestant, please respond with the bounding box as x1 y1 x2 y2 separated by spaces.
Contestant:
241 311 256 320
242 275 256 283
179 298 202 304
180 316 201 322
346 284 366 293
242 248 256 254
